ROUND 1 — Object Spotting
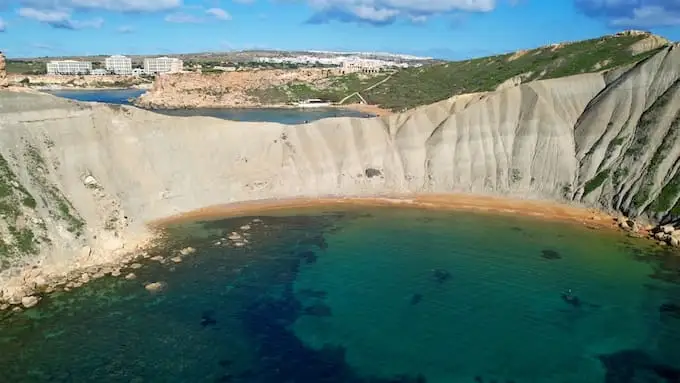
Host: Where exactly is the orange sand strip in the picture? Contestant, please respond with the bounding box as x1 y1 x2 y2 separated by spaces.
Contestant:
150 194 619 232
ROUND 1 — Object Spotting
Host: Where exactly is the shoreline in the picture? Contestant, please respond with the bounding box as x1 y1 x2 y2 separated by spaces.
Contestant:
35 86 149 91
153 194 619 231
132 99 392 116
0 193 660 315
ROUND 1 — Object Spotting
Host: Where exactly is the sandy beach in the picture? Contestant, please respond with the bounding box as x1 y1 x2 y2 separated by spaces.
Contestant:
337 103 393 116
151 193 619 232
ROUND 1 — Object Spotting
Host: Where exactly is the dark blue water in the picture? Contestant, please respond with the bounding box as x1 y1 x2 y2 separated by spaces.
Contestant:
46 89 146 105
46 89 371 124
1 207 679 382
154 107 371 125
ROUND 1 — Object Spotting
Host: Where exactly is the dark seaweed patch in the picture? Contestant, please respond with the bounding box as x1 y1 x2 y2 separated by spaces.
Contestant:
432 269 451 284
201 310 218 327
303 302 333 317
599 349 680 383
541 249 562 260
660 303 680 319
410 293 423 306
299 250 318 264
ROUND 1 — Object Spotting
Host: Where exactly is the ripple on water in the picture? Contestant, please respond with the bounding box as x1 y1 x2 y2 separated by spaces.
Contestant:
0 207 679 383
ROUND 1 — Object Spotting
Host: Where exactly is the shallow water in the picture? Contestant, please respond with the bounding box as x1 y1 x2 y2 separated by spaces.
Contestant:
1 207 679 383
46 89 371 124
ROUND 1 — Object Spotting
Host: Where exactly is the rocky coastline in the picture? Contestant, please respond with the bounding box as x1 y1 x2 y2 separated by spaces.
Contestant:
1 194 677 316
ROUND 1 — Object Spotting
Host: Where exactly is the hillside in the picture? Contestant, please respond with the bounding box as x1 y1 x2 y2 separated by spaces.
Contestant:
360 31 671 111
0 41 679 306
136 31 671 112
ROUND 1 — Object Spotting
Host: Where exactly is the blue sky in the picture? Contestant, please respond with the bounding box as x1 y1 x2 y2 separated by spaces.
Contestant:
0 0 679 59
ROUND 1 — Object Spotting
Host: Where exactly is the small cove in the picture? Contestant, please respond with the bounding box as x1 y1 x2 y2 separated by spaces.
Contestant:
45 89 372 124
1 206 679 382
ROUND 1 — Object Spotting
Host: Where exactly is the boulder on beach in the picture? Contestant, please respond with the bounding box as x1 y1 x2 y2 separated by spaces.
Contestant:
21 295 40 308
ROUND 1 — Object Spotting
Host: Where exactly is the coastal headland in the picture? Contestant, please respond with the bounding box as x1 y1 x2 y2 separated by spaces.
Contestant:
0 31 679 312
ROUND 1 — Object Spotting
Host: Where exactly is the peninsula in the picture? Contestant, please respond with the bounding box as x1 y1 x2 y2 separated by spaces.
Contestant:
0 31 679 310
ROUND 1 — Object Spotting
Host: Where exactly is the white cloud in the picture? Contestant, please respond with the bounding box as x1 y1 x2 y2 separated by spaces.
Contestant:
18 6 103 29
306 0 497 24
20 0 181 12
610 5 680 27
206 7 232 20
165 12 203 23
0 17 6 31
19 7 71 22
117 25 134 33
574 0 680 28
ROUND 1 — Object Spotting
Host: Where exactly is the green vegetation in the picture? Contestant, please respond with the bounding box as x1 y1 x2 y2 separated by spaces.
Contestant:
23 144 85 237
253 73 391 104
5 60 47 75
0 152 40 260
583 169 611 196
358 33 666 111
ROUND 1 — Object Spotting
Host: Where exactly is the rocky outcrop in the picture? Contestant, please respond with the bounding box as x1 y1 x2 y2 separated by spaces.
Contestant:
134 68 333 109
1 44 680 304
0 52 8 88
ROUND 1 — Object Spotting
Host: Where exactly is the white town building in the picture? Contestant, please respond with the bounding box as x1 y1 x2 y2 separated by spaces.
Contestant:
46 60 92 75
143 57 183 75
105 55 133 75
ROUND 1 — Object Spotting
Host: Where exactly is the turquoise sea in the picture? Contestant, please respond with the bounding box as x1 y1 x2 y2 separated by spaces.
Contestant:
45 89 372 124
1 206 679 382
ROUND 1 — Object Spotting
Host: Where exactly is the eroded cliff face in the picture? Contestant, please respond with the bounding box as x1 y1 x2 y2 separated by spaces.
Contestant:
0 44 679 298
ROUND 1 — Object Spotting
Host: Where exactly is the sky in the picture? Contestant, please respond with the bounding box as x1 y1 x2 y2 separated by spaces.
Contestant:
0 0 679 59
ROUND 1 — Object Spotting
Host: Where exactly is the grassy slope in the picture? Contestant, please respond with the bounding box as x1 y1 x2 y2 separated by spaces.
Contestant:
251 72 391 105
364 34 667 111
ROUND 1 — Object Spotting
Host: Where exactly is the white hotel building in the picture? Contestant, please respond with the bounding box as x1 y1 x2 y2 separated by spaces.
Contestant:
143 57 183 75
105 55 132 75
46 60 92 75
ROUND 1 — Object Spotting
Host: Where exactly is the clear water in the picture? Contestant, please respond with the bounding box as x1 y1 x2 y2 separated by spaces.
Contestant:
1 207 679 383
46 89 372 124
46 89 146 105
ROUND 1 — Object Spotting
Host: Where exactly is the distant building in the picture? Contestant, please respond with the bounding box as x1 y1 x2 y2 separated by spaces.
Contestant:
131 68 145 76
143 57 183 75
46 60 92 75
105 55 133 75
90 69 108 76
341 60 381 74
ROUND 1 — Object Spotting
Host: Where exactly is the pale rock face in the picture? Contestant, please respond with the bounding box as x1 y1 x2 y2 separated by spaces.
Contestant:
0 45 679 299
0 52 7 88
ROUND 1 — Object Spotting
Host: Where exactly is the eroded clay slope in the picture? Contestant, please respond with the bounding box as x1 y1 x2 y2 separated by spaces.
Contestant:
0 44 679 294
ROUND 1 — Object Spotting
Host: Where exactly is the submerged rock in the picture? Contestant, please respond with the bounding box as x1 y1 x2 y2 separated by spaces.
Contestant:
145 282 167 293
432 269 451 284
540 249 562 260
125 273 137 280
179 247 196 256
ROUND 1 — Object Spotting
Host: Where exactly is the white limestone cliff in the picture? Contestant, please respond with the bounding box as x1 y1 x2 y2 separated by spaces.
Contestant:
0 44 679 301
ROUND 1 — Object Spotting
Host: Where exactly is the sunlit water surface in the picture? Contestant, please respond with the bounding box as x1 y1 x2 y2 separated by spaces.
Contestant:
1 207 679 383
